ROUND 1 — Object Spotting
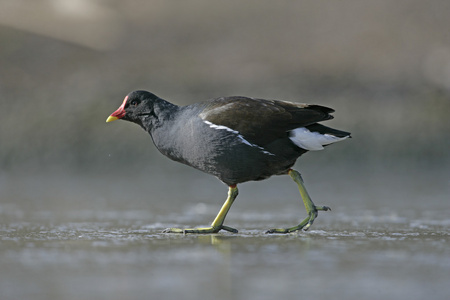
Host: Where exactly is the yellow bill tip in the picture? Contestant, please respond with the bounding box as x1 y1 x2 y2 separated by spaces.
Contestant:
106 115 119 123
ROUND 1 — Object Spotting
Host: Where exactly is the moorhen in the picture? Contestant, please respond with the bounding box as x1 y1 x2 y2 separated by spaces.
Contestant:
106 90 350 234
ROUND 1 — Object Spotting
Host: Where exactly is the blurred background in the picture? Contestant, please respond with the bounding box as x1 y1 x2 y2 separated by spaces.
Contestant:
1 1 450 300
1 0 448 211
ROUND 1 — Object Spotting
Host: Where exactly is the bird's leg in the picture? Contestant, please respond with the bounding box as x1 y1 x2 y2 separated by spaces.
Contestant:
163 185 239 234
267 169 330 234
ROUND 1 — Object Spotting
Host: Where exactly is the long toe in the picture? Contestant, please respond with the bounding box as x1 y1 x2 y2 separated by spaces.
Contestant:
302 214 316 231
266 203 332 234
162 225 238 234
317 205 331 211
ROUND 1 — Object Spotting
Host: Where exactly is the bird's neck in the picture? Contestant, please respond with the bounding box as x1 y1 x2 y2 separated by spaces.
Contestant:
146 104 195 165
140 99 180 132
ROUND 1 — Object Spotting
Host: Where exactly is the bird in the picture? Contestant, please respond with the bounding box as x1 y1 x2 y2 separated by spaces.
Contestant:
106 90 350 234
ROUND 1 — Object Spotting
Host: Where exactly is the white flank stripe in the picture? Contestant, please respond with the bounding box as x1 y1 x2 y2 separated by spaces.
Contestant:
289 127 348 151
203 120 275 156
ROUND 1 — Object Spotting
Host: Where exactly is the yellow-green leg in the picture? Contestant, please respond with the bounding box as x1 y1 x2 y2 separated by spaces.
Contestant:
163 185 239 234
267 169 330 234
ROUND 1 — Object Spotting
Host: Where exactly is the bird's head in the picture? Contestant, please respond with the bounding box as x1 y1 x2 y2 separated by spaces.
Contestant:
106 90 161 128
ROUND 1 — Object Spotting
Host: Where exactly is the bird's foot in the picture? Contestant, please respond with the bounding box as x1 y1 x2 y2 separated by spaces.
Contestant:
266 205 331 234
163 224 238 234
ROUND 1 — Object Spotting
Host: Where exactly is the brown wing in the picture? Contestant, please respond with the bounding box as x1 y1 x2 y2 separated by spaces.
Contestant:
199 96 334 146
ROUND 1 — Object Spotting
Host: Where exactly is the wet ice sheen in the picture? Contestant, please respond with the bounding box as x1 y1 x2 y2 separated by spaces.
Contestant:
0 212 449 300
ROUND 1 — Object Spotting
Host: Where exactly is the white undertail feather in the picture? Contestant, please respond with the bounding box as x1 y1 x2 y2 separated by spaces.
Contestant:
289 127 349 151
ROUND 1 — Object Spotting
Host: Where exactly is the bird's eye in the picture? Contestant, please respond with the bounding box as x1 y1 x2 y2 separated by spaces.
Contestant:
130 100 139 107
